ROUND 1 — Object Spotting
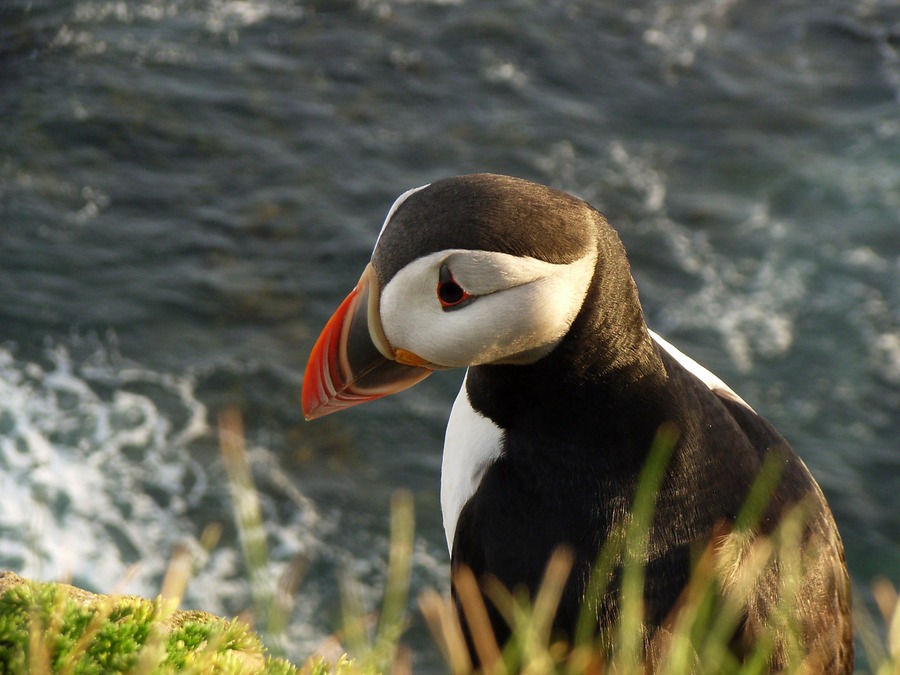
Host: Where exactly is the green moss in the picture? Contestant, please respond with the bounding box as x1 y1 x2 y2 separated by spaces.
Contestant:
299 655 373 675
0 572 299 674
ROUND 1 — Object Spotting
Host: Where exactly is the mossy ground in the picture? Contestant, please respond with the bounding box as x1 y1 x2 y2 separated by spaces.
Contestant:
0 571 308 674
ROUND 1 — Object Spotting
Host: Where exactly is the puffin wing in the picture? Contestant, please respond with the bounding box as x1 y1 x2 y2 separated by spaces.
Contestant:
649 332 853 672
649 330 755 412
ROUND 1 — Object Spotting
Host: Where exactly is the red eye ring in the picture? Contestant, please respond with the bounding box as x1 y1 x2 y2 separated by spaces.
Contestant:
437 263 473 310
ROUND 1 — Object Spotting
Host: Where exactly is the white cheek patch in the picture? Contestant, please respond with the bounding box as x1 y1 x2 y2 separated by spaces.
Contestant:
379 249 597 367
650 330 754 412
379 251 450 359
441 373 504 553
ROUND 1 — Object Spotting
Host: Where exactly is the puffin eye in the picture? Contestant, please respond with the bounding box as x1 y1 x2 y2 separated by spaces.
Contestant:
437 263 473 310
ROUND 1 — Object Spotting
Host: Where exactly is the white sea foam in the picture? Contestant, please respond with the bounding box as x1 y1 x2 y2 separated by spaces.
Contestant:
606 142 809 372
0 341 450 660
639 0 740 79
0 345 207 588
0 343 325 650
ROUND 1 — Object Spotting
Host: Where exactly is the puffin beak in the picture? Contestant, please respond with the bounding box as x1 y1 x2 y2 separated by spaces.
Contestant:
302 264 433 420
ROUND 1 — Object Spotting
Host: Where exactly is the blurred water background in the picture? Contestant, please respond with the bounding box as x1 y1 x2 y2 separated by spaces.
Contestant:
1 0 898 669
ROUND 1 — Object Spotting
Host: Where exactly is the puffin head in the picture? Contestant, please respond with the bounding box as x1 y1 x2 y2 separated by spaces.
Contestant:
302 174 612 420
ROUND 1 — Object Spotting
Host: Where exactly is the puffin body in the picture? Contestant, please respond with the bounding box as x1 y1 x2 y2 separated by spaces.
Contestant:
302 174 853 672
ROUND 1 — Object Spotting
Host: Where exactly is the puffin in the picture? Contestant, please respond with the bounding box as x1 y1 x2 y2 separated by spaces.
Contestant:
301 174 853 672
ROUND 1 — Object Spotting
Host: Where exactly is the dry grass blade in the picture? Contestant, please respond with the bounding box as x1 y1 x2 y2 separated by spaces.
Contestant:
872 577 900 659
376 491 415 652
160 541 194 603
532 547 575 647
419 589 472 675
454 565 505 674
218 406 290 652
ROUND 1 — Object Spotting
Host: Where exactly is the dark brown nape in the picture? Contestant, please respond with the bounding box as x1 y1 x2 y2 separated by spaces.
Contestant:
373 174 598 286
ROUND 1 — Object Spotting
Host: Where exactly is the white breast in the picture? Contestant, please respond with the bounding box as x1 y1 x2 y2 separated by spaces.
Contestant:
440 372 504 553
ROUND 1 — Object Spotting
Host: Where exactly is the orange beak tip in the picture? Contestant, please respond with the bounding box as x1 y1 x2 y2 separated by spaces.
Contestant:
301 274 434 421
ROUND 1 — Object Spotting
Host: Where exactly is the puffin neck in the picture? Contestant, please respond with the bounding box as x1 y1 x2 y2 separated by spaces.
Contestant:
465 227 667 442
564 228 664 385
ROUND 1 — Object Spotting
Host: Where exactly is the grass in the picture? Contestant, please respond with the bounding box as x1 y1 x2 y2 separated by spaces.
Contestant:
0 412 897 673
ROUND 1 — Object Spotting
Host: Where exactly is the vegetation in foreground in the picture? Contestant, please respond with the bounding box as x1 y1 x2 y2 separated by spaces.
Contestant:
0 571 298 674
0 412 897 673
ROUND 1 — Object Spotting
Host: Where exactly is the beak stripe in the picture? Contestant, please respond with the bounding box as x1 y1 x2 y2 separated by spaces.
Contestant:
302 268 434 420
